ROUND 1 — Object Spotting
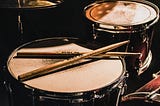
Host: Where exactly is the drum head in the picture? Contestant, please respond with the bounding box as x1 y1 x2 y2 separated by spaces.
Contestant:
7 37 125 93
85 0 158 26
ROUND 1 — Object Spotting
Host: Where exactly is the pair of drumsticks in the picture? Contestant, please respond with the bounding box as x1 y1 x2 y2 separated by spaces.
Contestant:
17 40 141 82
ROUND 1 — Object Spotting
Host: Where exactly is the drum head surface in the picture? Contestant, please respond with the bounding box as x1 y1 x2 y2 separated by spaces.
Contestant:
85 0 158 26
8 37 124 93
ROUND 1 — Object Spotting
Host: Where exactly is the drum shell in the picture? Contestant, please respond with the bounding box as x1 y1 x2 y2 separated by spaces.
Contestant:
94 24 154 73
7 81 124 106
6 37 127 106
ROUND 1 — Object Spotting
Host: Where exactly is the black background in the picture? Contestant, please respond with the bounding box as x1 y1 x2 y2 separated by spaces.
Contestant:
0 0 160 106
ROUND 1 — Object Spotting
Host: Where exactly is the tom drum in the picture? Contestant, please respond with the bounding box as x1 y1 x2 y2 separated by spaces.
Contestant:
84 0 159 76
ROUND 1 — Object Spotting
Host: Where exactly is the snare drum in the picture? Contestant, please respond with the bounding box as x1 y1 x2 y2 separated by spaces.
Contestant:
84 0 159 76
7 37 127 106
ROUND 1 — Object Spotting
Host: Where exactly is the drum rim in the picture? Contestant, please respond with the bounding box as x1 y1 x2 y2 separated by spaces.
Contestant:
7 37 127 98
84 0 159 31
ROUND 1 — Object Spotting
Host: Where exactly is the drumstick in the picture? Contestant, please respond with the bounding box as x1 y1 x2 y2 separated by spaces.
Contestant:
16 51 141 58
18 40 129 82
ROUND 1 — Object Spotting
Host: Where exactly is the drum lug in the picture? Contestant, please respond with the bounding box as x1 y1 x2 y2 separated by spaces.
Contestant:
92 24 97 40
140 28 147 43
119 83 127 96
134 58 142 71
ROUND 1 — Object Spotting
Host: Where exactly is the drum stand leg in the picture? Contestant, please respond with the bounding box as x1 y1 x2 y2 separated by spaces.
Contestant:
116 84 126 106
116 88 121 106
31 89 36 106
4 82 14 106
115 76 128 106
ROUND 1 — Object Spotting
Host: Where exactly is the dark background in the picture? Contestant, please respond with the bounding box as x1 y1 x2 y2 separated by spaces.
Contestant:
0 0 160 106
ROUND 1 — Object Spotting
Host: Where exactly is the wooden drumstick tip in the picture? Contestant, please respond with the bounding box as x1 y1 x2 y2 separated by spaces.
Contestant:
18 40 130 82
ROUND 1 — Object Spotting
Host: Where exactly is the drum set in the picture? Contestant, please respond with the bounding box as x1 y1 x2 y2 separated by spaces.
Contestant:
0 0 160 106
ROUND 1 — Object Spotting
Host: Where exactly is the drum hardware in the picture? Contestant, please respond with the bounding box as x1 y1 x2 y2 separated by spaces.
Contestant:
31 89 36 106
115 73 129 106
149 93 160 103
1 66 15 106
2 81 14 106
133 57 142 70
139 28 148 44
17 40 129 82
146 87 160 99
152 70 160 78
111 72 129 92
92 24 97 40
116 83 125 106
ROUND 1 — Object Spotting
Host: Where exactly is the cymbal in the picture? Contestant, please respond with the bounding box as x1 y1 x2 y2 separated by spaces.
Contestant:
0 0 63 9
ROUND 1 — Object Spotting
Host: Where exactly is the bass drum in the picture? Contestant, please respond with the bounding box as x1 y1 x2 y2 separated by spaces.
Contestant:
7 37 127 106
84 0 159 77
